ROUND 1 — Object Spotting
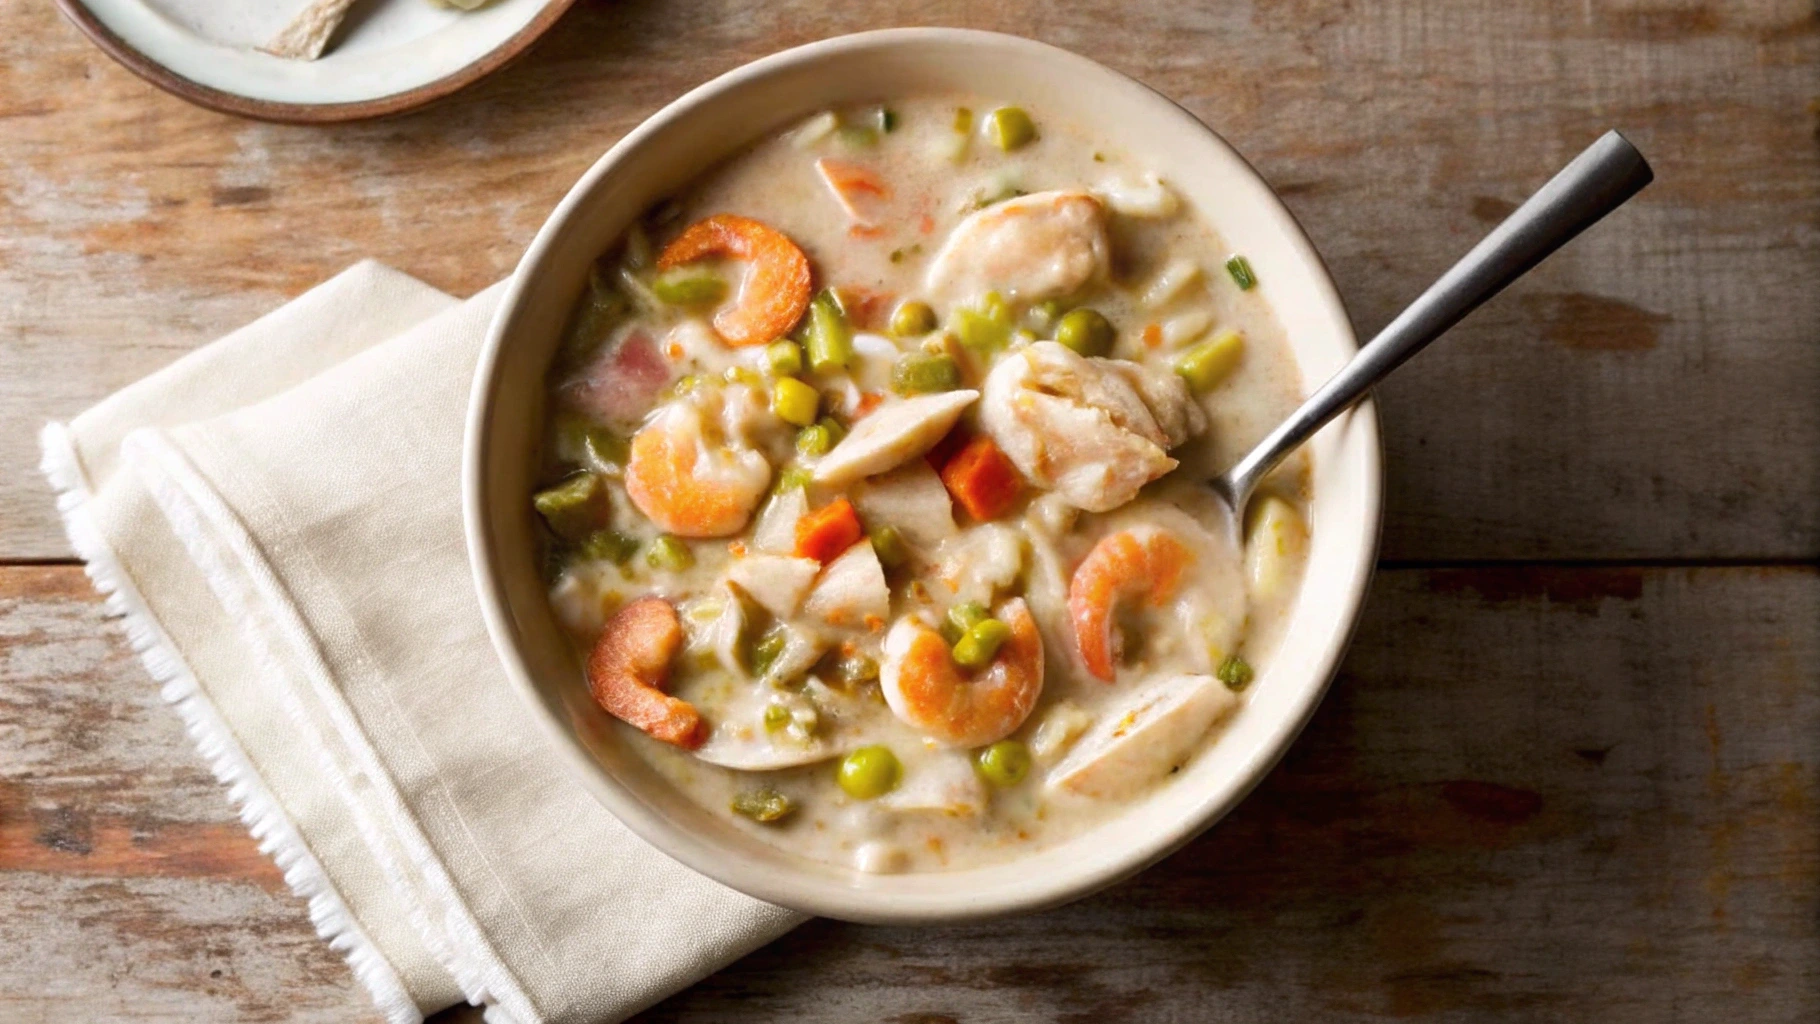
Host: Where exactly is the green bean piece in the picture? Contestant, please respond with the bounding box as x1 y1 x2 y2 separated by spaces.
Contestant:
891 352 962 395
951 308 1011 354
836 746 901 800
890 300 938 338
1174 328 1245 394
974 740 1031 787
578 528 639 565
751 628 788 678
1054 308 1116 358
772 377 820 427
730 789 795 823
763 703 791 732
645 535 694 571
947 601 991 633
987 107 1037 151
532 473 604 541
1217 654 1255 691
765 339 805 377
804 290 855 372
869 525 910 569
952 618 1012 668
651 268 728 307
1225 254 1258 291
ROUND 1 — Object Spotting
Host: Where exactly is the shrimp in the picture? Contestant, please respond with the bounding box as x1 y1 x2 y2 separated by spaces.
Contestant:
924 190 1109 305
1067 527 1193 682
880 598 1045 747
657 214 813 347
625 400 772 537
586 597 704 749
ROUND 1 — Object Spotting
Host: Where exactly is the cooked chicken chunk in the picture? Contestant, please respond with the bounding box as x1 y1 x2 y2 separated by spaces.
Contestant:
925 191 1111 304
978 341 1205 512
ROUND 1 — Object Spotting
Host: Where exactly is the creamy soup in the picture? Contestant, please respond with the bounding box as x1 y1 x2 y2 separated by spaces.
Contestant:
535 96 1310 873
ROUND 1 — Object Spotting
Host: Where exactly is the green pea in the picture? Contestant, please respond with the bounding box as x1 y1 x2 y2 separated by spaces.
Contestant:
532 473 604 541
891 352 962 395
765 339 804 377
771 376 820 427
974 740 1031 787
773 465 813 493
730 789 795 823
1174 328 1245 393
836 745 901 800
947 601 991 633
987 107 1037 151
804 289 854 372
952 618 1012 668
578 528 639 565
1054 308 1115 358
651 268 728 307
795 424 833 456
763 703 791 732
1217 654 1255 691
645 535 693 571
891 300 938 338
869 525 909 569
833 651 880 687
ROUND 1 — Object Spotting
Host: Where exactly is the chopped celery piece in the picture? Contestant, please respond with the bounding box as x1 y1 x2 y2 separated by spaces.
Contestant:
869 525 909 569
952 307 1011 354
1225 255 1258 290
1217 654 1255 691
579 529 639 565
765 339 804 377
730 789 795 823
532 473 603 541
651 268 727 307
645 535 693 571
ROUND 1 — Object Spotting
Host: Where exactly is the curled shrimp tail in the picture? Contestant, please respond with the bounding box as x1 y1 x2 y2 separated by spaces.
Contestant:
587 597 705 748
1067 529 1191 682
882 598 1045 748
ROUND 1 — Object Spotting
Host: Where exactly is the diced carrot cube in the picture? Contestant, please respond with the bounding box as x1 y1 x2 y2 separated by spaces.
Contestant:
939 436 1023 521
794 497 864 563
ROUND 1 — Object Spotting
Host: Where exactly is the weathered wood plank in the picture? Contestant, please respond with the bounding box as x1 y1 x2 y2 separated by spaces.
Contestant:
5 563 1814 1021
2 0 1816 561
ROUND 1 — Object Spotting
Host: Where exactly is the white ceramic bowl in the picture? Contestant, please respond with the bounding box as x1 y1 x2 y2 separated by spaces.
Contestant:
466 28 1381 924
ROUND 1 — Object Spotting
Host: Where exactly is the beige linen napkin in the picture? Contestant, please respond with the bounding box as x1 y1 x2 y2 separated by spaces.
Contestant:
40 261 803 1024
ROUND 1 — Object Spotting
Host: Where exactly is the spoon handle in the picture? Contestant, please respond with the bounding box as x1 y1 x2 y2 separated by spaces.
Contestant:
1219 130 1654 510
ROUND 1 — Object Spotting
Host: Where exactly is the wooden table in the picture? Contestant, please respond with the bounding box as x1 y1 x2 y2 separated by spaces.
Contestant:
2 1 1815 1020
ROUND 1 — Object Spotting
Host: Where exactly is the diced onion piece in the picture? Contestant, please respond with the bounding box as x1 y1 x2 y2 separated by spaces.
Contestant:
802 540 891 629
1161 309 1215 348
1141 259 1203 309
752 488 808 554
726 554 821 618
791 111 839 149
1243 495 1308 602
1096 173 1179 218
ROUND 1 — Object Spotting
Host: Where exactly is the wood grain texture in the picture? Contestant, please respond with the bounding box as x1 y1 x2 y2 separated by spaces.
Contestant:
5 564 1815 1022
2 0 1816 560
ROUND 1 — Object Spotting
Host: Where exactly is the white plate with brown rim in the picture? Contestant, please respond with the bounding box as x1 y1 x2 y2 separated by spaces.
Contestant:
57 0 577 123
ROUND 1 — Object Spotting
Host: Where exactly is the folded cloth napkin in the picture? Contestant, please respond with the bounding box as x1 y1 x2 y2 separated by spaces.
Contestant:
40 262 804 1024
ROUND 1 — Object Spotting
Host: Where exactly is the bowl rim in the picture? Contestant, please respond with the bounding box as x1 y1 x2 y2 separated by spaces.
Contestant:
465 26 1383 924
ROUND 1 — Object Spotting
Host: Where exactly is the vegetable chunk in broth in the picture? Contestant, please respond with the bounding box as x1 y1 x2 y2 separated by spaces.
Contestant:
535 97 1311 873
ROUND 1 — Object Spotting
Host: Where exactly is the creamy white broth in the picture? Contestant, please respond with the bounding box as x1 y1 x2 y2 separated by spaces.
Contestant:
537 95 1310 873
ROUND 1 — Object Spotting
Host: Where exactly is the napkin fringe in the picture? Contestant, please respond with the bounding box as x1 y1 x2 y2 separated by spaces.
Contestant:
39 422 423 1024
123 429 538 1024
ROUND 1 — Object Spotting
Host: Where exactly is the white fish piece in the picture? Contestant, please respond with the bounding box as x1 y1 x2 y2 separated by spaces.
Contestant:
880 752 987 816
934 523 1024 607
979 342 1198 512
761 624 827 687
852 461 956 550
1046 673 1238 799
751 487 808 554
693 689 836 769
725 554 821 618
924 191 1111 305
1028 701 1093 765
1095 173 1180 219
812 390 978 487
802 540 891 629
1244 495 1309 602
791 110 839 149
1160 309 1215 348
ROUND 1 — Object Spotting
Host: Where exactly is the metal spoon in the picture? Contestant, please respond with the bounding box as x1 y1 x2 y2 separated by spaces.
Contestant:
1211 130 1654 518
